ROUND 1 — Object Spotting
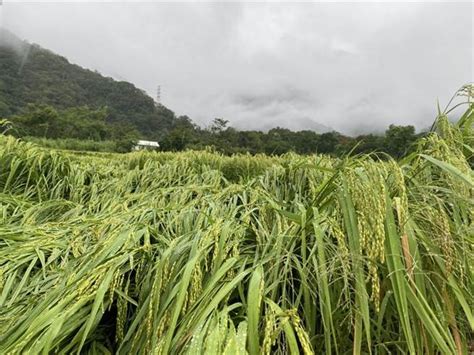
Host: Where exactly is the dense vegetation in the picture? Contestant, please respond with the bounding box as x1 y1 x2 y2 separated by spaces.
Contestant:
5 104 139 152
1 30 422 157
5 103 420 157
160 117 420 158
0 95 472 353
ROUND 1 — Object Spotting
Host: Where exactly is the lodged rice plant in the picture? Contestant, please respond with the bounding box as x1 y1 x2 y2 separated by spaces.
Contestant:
0 89 473 354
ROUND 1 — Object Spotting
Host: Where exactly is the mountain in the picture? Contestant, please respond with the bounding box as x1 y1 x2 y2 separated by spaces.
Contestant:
259 116 333 133
0 29 175 139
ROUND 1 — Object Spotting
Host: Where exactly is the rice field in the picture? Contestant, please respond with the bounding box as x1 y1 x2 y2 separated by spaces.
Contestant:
0 105 472 354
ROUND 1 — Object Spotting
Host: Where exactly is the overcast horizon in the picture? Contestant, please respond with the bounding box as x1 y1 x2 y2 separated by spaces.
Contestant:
1 2 473 134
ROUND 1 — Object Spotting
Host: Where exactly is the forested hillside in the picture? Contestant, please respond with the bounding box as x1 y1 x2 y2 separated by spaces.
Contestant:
0 29 175 139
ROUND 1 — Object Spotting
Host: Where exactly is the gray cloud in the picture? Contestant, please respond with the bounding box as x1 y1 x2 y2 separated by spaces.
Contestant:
1 2 472 134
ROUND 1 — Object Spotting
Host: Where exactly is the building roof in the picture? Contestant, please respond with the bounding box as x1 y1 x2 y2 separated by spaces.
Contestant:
136 140 160 147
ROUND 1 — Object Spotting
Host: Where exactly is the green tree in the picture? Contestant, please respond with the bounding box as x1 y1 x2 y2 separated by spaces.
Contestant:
317 132 339 154
384 124 416 158
210 118 229 134
293 130 319 154
349 134 385 155
9 104 59 137
237 131 263 154
160 115 201 151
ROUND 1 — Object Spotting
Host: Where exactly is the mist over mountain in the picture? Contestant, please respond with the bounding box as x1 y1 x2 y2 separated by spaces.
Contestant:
0 28 25 51
0 29 338 136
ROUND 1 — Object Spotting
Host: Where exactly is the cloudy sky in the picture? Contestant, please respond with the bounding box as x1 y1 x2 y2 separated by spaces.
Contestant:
1 1 473 134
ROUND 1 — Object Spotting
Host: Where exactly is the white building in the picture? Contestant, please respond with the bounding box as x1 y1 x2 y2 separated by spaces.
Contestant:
133 140 160 151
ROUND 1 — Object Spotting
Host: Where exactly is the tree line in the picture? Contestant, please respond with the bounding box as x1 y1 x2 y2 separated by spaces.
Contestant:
162 117 421 158
4 104 422 158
